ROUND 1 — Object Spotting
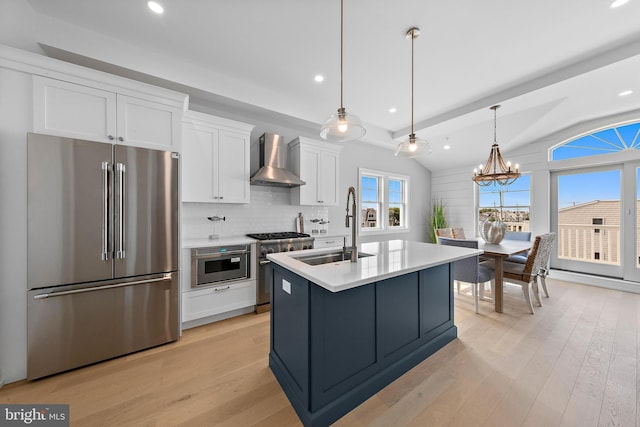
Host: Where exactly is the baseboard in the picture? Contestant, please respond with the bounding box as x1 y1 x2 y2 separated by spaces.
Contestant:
182 306 256 330
549 269 640 294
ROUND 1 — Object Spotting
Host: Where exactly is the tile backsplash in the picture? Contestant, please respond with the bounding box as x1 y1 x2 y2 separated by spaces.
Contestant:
181 185 331 239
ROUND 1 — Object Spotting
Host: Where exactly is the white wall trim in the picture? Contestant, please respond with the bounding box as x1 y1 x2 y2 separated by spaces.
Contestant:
549 269 640 294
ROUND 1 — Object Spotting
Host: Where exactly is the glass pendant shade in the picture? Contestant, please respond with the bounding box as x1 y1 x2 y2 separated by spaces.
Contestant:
320 0 365 143
320 107 366 142
394 134 431 158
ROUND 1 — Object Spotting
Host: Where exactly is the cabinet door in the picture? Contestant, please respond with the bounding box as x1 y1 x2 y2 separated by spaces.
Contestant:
116 94 181 151
298 148 321 205
217 130 250 203
33 76 116 143
181 123 216 202
318 151 339 206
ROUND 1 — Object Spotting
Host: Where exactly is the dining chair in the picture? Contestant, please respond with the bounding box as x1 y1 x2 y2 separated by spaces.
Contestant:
481 233 556 314
438 237 495 313
452 227 466 239
503 231 532 264
435 228 454 239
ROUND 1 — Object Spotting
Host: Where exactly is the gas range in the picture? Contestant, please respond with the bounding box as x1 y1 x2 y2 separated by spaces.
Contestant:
247 232 315 256
247 231 314 313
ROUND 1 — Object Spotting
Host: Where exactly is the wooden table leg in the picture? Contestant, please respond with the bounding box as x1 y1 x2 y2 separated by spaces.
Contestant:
494 256 504 313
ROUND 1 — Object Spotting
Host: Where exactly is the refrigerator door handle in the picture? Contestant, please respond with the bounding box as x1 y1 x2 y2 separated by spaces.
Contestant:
116 162 126 259
101 161 110 261
32 275 172 299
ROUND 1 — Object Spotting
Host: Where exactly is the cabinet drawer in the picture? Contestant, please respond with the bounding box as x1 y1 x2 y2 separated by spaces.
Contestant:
182 280 256 322
313 236 349 248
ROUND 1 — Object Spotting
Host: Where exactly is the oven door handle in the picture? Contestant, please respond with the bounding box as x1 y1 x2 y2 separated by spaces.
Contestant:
259 260 271 266
192 250 248 259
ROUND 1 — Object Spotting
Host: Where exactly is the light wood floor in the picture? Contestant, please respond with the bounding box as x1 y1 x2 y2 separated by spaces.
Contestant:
2 278 640 426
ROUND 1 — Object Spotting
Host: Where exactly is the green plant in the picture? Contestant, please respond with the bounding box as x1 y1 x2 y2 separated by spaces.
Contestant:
429 198 447 243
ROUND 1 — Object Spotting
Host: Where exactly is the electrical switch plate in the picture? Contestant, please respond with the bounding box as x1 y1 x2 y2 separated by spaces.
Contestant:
282 279 291 295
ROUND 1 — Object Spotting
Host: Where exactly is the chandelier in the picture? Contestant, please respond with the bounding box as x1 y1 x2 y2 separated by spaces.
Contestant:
395 27 431 157
472 105 520 186
319 0 366 142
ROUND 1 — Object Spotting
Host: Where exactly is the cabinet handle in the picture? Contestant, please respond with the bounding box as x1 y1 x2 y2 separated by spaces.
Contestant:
325 240 336 244
318 200 324 204
214 286 231 292
219 196 224 200
118 137 124 142
108 135 114 140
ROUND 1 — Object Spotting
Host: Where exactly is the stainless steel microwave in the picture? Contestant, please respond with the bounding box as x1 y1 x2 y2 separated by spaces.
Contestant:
191 245 250 288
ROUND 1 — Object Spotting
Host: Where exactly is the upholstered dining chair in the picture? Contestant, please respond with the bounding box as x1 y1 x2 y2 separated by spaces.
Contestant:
435 228 454 239
481 233 556 314
438 237 495 313
504 231 532 264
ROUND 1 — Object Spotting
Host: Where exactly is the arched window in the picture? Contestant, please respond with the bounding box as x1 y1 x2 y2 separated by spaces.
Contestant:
551 121 640 161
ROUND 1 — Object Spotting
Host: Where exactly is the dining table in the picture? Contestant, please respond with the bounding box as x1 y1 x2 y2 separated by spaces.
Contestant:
478 239 533 313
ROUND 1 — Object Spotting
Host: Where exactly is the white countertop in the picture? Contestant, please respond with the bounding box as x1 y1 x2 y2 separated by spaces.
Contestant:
182 236 256 248
267 239 482 292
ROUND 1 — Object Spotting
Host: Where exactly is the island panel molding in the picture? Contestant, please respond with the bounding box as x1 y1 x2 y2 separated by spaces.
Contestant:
269 260 457 427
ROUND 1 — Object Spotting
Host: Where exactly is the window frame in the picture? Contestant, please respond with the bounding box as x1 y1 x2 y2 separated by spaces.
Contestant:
476 173 531 234
358 168 410 236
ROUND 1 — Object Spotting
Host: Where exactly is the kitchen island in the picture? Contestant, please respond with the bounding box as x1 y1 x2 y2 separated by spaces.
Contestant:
267 240 481 427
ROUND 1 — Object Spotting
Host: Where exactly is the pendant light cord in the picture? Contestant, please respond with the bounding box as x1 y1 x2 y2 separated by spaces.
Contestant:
410 30 414 136
340 0 344 110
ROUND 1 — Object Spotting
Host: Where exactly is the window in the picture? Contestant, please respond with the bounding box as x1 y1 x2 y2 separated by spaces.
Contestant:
478 174 530 232
388 178 406 228
551 121 640 161
360 174 381 229
359 168 409 234
592 218 603 233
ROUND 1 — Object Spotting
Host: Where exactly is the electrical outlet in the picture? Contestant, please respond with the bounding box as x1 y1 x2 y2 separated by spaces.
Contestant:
282 279 291 295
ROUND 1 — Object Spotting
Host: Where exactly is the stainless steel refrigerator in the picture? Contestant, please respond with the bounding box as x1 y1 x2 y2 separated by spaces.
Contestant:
26 133 179 380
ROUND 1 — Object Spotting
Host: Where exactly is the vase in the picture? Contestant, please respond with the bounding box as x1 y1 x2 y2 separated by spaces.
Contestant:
479 219 506 244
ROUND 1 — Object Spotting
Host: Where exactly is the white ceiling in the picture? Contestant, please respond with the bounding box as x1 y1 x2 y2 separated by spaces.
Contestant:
23 0 640 171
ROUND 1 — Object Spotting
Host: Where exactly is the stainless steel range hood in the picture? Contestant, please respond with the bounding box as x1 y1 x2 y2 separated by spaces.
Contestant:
250 133 305 187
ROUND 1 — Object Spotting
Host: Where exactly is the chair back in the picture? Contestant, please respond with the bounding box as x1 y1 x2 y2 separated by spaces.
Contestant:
452 227 466 239
435 228 454 239
438 237 480 283
521 233 556 281
504 231 531 241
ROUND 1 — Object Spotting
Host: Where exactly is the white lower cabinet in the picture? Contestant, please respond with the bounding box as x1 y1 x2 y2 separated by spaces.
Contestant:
182 280 256 323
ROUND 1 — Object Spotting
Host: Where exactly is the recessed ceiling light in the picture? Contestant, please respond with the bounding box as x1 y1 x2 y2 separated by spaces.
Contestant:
610 0 629 8
147 1 164 14
619 90 633 96
388 107 397 114
314 75 324 83
444 145 451 150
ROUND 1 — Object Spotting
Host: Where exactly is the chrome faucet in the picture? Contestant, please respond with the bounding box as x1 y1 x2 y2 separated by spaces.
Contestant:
345 186 358 262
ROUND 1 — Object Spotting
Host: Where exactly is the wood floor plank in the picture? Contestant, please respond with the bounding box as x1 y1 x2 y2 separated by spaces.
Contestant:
1 279 638 427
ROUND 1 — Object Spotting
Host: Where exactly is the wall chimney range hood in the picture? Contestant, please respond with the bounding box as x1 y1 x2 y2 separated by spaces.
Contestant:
250 133 305 187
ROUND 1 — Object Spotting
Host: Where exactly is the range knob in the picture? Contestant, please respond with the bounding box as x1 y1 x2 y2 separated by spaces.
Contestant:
261 249 267 257
267 247 275 254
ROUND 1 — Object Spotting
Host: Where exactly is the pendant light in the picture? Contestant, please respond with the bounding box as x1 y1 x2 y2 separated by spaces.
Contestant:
472 105 520 186
319 0 366 142
395 27 431 158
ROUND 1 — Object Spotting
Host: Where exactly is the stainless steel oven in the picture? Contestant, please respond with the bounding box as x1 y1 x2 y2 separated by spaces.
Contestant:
246 232 314 313
191 245 250 288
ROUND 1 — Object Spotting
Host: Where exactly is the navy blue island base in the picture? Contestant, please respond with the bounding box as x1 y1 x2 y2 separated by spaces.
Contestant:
269 262 457 427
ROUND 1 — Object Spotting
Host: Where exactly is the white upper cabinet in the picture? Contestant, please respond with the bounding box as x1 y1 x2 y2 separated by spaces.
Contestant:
181 111 254 204
288 137 342 206
33 75 183 152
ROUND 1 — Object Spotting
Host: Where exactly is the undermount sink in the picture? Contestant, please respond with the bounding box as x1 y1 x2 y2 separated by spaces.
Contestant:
294 250 373 266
